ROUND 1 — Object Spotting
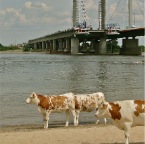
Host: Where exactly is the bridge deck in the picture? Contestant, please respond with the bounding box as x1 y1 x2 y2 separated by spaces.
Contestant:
28 27 145 44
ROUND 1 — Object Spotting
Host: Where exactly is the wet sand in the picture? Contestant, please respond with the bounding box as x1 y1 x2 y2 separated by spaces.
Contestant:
0 124 144 144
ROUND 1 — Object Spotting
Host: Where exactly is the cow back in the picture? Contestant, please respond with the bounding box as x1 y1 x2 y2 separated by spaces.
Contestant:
37 94 69 111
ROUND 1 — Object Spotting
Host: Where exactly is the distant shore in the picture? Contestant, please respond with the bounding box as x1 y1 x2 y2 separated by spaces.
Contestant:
0 124 144 144
0 49 49 54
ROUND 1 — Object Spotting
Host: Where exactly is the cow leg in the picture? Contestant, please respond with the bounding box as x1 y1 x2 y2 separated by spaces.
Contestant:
65 109 70 127
96 118 107 124
124 123 131 144
75 110 80 126
96 118 100 124
104 118 107 124
71 110 77 126
43 112 50 129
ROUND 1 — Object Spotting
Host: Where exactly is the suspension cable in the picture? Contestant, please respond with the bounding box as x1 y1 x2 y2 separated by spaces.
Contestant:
135 0 144 16
107 0 122 23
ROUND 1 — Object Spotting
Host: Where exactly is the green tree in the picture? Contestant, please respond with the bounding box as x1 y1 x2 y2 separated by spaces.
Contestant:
0 43 4 48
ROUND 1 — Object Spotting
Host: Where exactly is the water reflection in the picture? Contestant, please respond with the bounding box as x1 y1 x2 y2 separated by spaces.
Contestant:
97 62 108 92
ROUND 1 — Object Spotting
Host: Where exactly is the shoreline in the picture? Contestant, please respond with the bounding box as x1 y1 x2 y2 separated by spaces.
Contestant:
0 123 114 133
0 123 106 133
0 124 144 144
0 49 49 54
0 49 145 55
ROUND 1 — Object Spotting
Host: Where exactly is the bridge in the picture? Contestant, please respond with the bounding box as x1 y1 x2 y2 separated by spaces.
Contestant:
28 0 145 55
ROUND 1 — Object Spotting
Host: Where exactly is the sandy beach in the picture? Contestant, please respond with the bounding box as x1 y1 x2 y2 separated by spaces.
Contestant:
0 124 144 144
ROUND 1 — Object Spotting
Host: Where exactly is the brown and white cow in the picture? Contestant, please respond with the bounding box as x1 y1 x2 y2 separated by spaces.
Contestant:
74 92 107 125
26 92 77 129
95 100 145 144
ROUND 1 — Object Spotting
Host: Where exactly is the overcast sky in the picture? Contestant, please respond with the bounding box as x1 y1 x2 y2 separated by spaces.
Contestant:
0 0 144 46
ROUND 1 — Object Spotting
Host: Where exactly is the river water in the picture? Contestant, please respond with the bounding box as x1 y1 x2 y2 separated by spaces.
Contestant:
0 53 144 126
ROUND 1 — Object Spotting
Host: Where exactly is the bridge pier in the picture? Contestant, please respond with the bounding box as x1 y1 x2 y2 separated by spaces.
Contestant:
58 39 63 52
42 41 45 49
120 38 141 55
71 38 79 54
64 38 71 53
52 39 57 52
49 41 53 53
99 37 107 54
34 43 37 49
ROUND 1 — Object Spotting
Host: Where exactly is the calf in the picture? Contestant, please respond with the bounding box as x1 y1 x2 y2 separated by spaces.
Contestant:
74 92 107 125
26 92 77 128
95 100 145 144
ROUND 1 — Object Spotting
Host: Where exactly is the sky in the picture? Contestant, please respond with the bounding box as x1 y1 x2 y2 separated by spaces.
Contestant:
0 0 144 46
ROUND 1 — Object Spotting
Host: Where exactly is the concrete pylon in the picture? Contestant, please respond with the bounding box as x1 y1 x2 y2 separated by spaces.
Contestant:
120 38 141 55
72 0 79 27
71 38 79 54
65 39 70 52
99 0 106 30
34 43 37 49
53 39 56 52
128 0 133 28
58 39 63 52
99 37 107 54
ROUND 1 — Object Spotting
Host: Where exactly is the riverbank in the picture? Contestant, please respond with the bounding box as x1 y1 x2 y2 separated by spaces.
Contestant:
0 49 145 55
0 124 144 144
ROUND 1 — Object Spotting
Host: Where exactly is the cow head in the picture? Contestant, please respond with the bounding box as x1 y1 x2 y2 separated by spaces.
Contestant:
94 92 106 106
95 102 110 118
26 92 40 105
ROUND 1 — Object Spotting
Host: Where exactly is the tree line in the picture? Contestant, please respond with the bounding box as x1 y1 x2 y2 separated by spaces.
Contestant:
0 43 19 51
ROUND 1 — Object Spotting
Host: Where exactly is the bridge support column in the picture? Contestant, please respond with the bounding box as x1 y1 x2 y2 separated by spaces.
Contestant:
99 37 107 54
46 41 50 51
34 43 37 49
47 41 52 53
58 39 63 52
42 41 46 49
71 38 79 54
52 39 56 52
64 39 70 53
120 38 141 55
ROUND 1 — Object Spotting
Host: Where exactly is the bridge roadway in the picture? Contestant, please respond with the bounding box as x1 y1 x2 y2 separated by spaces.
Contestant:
28 27 145 55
